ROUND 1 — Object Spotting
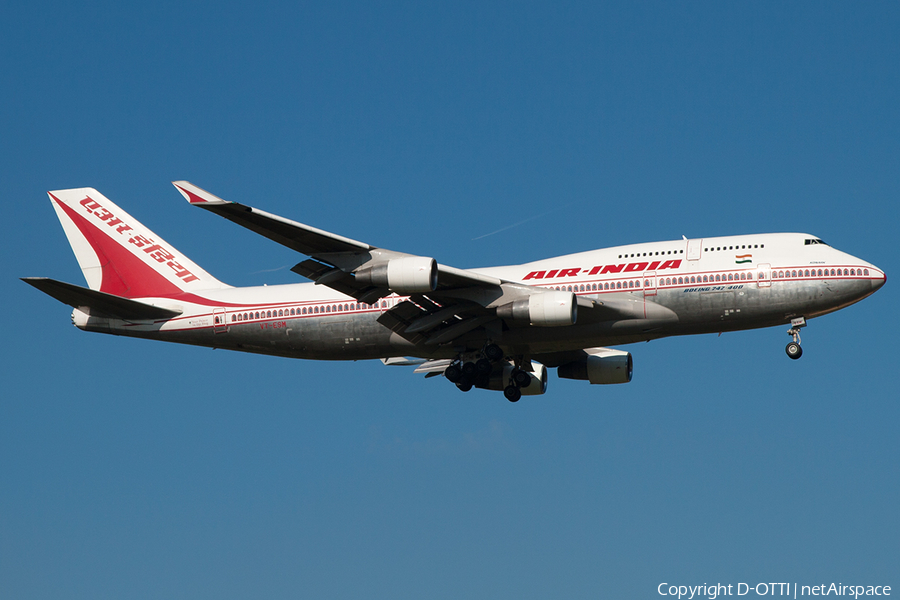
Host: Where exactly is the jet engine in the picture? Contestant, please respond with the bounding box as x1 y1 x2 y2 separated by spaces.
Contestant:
355 256 438 293
496 291 577 326
478 362 548 395
557 349 633 384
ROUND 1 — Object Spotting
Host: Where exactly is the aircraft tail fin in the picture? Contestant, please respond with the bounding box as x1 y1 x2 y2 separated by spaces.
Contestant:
47 188 230 298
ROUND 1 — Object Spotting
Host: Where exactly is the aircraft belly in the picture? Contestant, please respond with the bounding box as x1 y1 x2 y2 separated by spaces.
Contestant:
87 280 875 362
655 279 866 335
283 313 395 359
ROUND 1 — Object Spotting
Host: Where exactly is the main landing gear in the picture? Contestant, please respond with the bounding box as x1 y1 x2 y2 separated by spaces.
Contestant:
785 317 806 360
444 343 503 389
503 368 531 402
444 343 528 402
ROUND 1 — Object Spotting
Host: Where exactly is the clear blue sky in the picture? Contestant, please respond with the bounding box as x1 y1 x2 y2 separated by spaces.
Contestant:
2 2 897 598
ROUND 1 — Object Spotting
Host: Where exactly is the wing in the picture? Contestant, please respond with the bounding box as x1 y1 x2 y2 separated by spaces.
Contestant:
173 182 600 348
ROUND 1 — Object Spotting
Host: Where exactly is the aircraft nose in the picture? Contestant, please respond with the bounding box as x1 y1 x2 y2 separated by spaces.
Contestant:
871 268 886 292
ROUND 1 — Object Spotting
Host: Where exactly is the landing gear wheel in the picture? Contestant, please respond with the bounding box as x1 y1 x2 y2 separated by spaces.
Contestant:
475 358 492 374
457 382 473 392
504 385 522 402
444 364 462 383
484 344 503 362
785 318 806 361
462 362 477 377
513 370 531 388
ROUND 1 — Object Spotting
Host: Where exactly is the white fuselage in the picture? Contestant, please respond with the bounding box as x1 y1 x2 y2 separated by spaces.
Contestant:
73 232 885 361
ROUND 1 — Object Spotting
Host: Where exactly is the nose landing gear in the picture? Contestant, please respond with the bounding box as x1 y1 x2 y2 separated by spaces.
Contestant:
785 317 806 360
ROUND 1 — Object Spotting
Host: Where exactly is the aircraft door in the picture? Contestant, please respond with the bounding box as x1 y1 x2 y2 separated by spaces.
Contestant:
756 263 771 288
643 271 657 297
687 238 703 261
213 308 228 333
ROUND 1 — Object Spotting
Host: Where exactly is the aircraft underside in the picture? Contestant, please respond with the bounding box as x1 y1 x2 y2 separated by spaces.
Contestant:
70 275 881 401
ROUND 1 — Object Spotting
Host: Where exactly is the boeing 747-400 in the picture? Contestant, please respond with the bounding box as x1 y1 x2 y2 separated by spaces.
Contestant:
23 182 886 401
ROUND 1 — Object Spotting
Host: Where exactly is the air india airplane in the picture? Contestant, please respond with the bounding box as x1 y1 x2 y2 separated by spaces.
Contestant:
24 182 886 402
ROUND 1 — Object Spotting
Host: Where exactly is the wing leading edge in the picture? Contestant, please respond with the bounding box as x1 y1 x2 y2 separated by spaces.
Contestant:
172 182 608 348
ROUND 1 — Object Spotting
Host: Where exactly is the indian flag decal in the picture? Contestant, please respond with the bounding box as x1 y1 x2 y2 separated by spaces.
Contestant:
735 254 752 264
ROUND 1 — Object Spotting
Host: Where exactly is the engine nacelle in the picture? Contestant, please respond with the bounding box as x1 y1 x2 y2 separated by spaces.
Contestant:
496 291 577 327
355 256 438 293
479 362 548 395
557 349 633 384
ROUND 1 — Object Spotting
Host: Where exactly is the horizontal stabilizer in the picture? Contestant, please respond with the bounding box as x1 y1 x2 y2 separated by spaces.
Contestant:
22 277 182 320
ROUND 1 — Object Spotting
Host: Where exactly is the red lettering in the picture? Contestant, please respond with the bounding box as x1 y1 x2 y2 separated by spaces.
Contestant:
80 197 101 212
115 223 133 234
624 262 648 272
95 208 115 221
167 260 189 276
587 266 603 275
546 269 559 278
128 235 153 248
659 259 682 270
148 247 175 263
601 264 624 274
523 271 546 280
558 268 580 277
647 261 661 271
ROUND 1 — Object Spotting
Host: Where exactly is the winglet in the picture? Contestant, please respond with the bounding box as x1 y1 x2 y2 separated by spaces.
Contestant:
172 181 229 205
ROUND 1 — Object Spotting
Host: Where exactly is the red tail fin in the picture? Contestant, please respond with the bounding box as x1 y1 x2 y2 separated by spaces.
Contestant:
49 188 229 298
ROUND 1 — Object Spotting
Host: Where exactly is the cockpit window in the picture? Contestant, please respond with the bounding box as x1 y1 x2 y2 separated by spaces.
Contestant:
804 238 828 246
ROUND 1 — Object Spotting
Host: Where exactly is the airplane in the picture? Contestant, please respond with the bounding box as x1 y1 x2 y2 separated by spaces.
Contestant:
23 182 886 402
